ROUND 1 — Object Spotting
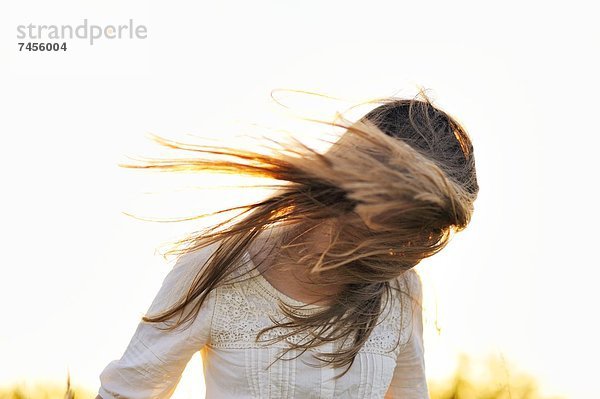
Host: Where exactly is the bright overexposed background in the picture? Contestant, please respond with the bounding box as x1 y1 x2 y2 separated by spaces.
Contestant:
1 1 598 398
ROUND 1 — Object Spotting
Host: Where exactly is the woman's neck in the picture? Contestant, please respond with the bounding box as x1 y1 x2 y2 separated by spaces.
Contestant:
247 219 343 305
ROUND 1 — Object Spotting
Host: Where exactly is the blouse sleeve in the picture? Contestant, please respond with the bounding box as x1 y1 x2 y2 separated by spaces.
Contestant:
385 269 430 399
97 243 219 399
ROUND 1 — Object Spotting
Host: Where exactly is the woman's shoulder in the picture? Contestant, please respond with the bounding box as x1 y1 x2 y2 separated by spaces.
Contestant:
394 268 423 296
391 268 424 318
146 242 222 314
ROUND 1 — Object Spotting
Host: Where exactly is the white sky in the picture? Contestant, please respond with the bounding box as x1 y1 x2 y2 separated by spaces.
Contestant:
1 1 598 398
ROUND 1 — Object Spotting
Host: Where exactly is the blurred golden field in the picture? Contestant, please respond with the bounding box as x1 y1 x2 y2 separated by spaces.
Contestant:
0 355 564 399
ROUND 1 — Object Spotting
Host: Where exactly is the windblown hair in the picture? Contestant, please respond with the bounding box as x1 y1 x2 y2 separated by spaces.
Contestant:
122 90 479 379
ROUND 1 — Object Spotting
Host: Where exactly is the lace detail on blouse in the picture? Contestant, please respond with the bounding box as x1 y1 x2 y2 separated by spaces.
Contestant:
209 250 414 361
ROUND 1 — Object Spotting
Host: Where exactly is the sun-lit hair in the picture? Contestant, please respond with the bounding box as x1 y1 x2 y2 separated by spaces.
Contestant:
120 89 479 379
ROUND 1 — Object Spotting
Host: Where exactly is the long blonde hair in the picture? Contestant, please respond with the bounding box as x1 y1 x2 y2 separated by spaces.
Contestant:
121 90 479 379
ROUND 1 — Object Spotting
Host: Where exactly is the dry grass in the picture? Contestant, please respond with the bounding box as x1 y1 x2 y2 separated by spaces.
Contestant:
0 371 93 399
428 355 564 399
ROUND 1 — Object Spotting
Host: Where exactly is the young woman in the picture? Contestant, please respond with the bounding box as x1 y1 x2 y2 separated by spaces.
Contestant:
96 91 479 398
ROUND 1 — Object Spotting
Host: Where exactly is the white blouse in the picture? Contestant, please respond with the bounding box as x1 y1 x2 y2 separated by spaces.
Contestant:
98 243 429 399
